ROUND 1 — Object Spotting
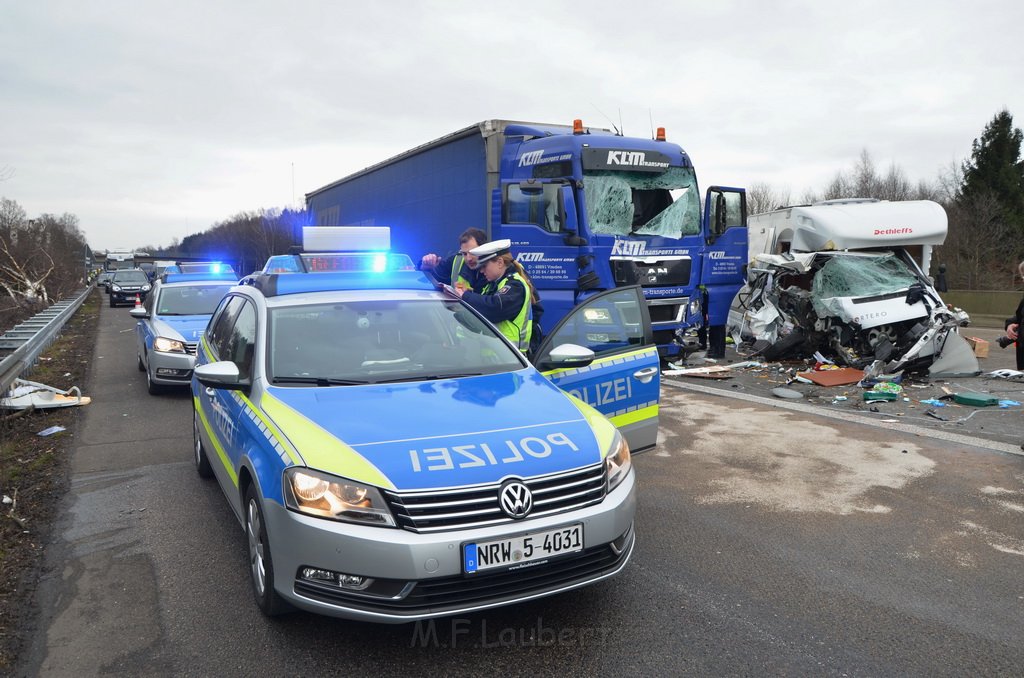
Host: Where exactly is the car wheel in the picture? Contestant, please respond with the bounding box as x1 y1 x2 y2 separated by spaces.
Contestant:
109 296 116 307
245 485 291 616
146 367 163 395
193 409 213 478
137 353 145 372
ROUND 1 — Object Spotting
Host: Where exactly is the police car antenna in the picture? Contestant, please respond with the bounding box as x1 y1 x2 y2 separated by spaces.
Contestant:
591 103 621 136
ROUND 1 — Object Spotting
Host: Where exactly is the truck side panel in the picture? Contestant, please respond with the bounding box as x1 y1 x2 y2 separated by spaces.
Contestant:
307 133 491 261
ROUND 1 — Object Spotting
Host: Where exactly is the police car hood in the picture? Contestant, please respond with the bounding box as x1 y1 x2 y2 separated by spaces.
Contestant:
262 371 608 491
151 315 210 342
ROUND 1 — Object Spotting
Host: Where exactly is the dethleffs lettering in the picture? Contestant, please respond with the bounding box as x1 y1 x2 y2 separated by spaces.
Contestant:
409 432 580 472
568 377 632 407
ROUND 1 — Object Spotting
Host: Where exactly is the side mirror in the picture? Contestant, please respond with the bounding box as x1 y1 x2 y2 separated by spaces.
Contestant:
129 307 148 319
539 343 596 370
194 361 242 389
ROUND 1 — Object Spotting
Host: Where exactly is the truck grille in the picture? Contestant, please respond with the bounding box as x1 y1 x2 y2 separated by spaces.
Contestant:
383 462 607 533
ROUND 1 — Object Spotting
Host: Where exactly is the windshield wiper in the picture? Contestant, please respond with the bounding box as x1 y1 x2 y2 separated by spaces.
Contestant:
373 372 484 384
271 376 372 386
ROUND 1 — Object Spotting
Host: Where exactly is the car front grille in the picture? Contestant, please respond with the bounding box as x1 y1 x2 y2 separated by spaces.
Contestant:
185 342 198 356
383 462 607 533
292 525 633 615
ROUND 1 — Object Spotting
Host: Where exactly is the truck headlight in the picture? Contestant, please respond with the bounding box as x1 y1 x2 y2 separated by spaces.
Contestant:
605 430 632 492
154 336 186 353
688 298 701 317
284 468 396 527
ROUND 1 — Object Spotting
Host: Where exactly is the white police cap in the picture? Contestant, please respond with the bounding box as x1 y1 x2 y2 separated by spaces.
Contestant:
469 238 511 263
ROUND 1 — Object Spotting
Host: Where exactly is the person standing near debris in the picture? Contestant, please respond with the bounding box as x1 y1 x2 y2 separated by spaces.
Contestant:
420 228 488 292
1004 259 1024 370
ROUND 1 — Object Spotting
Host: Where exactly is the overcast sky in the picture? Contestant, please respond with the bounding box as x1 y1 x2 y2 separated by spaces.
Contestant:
2 0 1022 251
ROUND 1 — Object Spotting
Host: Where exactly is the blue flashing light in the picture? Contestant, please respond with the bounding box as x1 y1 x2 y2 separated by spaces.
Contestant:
372 253 387 273
261 270 436 297
162 271 240 284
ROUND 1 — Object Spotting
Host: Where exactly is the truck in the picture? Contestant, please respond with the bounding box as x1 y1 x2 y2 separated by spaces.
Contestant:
727 199 979 376
305 119 748 360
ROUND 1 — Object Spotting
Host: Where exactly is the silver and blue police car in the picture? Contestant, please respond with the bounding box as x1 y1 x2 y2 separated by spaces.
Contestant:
192 266 660 622
131 272 237 394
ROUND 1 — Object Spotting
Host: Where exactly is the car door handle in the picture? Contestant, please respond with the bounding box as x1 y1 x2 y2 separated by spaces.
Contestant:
633 366 658 383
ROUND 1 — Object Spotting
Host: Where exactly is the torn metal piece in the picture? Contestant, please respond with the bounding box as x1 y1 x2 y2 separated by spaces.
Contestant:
1 378 92 410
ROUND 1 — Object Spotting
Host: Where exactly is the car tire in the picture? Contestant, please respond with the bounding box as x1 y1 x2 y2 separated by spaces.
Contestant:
137 353 145 372
109 296 116 308
146 367 163 395
245 485 291 616
193 409 213 478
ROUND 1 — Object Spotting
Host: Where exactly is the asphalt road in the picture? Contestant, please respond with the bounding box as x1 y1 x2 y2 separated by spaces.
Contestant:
18 300 1024 676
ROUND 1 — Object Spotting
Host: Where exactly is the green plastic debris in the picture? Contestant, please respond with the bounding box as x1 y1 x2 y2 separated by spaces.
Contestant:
952 392 999 407
863 391 898 401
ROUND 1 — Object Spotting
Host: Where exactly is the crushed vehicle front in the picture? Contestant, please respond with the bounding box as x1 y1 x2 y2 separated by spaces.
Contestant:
729 249 976 375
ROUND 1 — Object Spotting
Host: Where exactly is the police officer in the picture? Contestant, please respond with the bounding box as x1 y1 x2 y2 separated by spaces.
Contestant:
455 239 538 355
420 228 488 292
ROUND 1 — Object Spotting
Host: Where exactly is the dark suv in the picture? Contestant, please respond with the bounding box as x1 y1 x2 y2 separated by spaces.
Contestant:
108 269 152 307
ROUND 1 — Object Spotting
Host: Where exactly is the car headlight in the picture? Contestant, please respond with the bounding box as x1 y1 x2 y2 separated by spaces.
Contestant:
284 468 396 527
142 284 151 291
605 430 632 492
111 285 122 292
154 336 186 353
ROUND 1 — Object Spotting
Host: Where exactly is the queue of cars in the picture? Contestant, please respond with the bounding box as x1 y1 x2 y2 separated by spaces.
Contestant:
113 238 659 622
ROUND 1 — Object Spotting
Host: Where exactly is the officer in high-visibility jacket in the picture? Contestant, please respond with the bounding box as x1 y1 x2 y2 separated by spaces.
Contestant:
420 228 488 292
455 239 539 355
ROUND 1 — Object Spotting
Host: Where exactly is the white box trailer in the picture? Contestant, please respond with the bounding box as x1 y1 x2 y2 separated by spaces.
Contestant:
729 199 978 376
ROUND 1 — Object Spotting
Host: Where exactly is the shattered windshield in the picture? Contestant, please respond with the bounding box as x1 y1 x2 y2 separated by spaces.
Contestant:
812 253 920 299
583 167 701 238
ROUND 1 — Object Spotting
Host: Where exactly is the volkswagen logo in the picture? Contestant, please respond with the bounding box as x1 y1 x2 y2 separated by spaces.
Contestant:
498 481 533 520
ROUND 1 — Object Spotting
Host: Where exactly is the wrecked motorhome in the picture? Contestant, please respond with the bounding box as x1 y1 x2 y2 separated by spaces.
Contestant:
727 199 980 376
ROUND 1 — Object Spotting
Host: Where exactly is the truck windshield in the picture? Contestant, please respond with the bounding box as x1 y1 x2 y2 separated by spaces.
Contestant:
583 167 701 238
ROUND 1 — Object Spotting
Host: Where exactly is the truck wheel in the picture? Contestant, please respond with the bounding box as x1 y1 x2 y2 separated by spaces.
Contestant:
193 409 213 478
245 485 291 616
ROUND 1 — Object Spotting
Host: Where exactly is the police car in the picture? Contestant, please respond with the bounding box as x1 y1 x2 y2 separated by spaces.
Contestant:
192 246 659 622
131 272 237 394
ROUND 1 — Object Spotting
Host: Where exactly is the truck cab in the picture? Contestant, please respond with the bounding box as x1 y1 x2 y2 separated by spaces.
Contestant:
492 121 747 359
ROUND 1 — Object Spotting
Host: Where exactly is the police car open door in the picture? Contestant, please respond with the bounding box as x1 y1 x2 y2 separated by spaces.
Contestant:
534 285 660 452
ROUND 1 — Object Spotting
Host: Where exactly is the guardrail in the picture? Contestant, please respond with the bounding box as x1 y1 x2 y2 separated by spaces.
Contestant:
0 286 93 395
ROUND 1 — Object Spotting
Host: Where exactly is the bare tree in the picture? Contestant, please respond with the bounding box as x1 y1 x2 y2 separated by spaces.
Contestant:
939 190 1018 289
746 182 793 215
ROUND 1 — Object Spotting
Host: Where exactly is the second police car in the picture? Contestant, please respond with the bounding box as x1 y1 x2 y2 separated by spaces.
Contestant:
132 271 238 394
192 241 660 621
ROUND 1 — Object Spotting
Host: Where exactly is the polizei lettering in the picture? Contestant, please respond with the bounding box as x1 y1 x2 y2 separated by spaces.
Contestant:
605 151 670 169
568 377 632 407
408 432 580 472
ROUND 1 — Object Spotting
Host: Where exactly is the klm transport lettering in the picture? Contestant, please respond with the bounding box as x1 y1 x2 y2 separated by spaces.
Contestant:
409 432 579 472
604 151 669 169
610 240 690 257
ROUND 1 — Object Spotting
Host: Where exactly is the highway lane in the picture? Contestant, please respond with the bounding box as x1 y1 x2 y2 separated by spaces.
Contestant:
19 300 1024 676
